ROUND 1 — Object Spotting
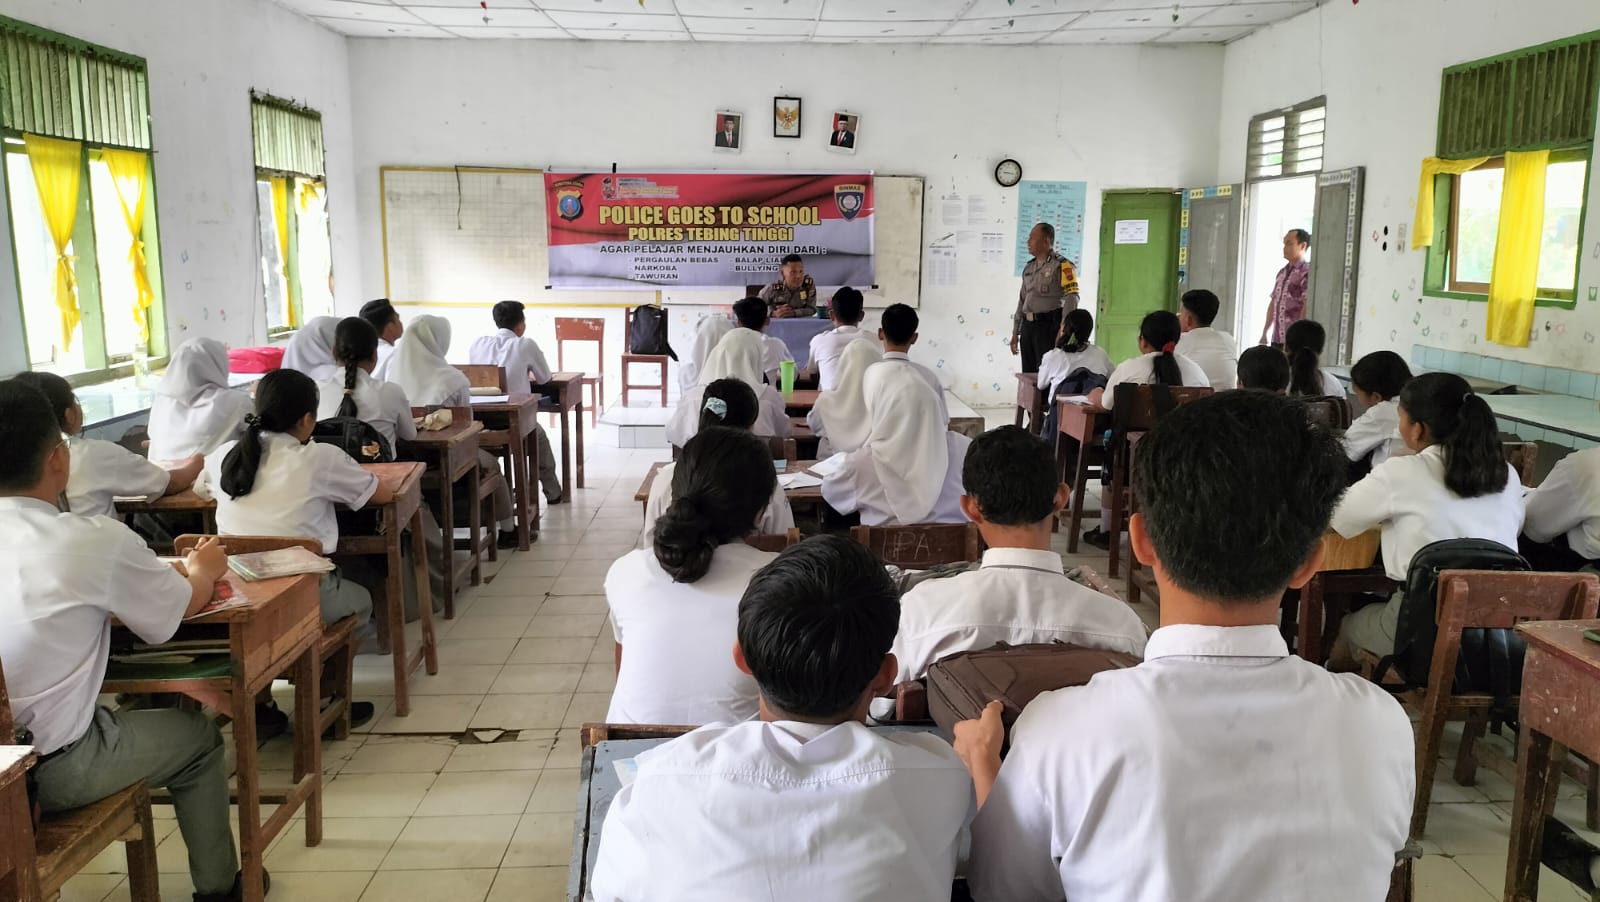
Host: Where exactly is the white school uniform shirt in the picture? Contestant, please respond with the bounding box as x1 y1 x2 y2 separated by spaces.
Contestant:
666 330 790 447
824 431 970 527
0 497 191 754
372 339 396 382
1330 445 1524 581
1036 344 1115 403
1174 327 1238 391
147 336 251 461
891 547 1148 683
1523 447 1600 561
468 327 553 390
603 543 776 725
316 369 417 450
1343 398 1405 467
197 431 380 554
639 460 793 548
590 719 974 902
879 351 949 421
758 331 794 384
65 435 172 518
1099 351 1211 410
967 624 1414 902
807 325 875 389
667 383 790 448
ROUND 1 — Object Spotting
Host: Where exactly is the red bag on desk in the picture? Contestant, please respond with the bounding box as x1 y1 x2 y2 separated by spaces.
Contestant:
227 346 283 374
926 642 1140 742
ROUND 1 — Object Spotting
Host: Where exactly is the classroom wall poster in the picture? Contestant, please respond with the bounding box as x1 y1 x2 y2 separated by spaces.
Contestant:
545 171 875 289
1014 180 1088 276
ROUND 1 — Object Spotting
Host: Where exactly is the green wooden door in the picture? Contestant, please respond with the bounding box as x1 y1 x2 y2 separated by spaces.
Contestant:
1095 190 1181 363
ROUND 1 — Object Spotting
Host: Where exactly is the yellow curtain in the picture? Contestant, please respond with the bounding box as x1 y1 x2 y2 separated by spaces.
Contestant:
23 134 84 349
1411 156 1490 250
269 176 295 328
101 149 154 344
1485 150 1549 347
296 179 323 213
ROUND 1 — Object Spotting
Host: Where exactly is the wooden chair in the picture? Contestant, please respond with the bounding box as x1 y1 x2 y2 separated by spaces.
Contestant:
0 657 160 902
1503 441 1538 488
555 317 605 428
455 364 509 393
1301 395 1353 431
1289 530 1392 659
176 534 363 741
851 522 982 570
1110 384 1213 583
621 307 669 407
744 529 802 553
1014 373 1045 437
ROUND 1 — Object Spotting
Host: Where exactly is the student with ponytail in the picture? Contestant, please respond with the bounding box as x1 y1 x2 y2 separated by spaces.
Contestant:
1330 372 1523 660
316 317 417 449
1036 308 1113 404
604 426 780 725
1086 310 1209 410
1284 319 1345 398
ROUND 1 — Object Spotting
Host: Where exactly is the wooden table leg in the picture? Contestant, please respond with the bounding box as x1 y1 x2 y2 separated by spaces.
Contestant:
292 645 323 847
387 515 412 717
468 463 483 587
1299 576 1325 664
575 401 586 490
526 426 542 536
0 768 40 902
411 509 439 676
510 424 531 551
437 455 457 620
232 681 265 902
559 407 573 503
1507 725 1562 901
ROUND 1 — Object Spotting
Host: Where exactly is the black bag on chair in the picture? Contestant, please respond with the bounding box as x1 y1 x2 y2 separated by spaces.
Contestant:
312 417 393 464
629 305 677 359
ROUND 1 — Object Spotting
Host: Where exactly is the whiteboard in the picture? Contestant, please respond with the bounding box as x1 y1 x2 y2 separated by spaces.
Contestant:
380 166 924 308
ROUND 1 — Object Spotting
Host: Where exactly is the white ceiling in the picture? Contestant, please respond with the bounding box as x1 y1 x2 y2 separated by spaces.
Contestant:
276 0 1319 44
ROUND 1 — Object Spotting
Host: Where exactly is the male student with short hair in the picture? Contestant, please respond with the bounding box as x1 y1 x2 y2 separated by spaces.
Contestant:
1174 288 1238 390
360 297 404 382
804 286 875 390
732 295 794 385
891 425 1146 683
876 302 949 421
467 300 565 504
957 390 1413 902
590 535 974 901
0 380 257 902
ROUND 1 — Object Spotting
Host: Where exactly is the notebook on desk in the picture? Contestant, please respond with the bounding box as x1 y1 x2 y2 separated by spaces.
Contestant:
226 547 335 581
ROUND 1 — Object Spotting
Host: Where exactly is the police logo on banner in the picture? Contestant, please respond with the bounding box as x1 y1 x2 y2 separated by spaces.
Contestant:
553 180 585 221
834 184 865 221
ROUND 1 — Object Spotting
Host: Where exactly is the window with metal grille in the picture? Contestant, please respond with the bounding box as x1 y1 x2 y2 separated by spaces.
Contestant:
1247 97 1326 181
250 93 331 332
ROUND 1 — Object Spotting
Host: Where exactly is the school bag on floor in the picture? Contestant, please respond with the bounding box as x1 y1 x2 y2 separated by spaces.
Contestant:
926 642 1140 750
629 305 677 359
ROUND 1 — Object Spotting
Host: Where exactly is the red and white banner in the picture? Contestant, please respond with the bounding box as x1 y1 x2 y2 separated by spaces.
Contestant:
544 171 874 289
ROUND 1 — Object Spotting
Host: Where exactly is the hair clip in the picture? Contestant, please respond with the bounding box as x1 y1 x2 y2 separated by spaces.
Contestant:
243 413 261 427
703 396 728 419
1161 341 1177 354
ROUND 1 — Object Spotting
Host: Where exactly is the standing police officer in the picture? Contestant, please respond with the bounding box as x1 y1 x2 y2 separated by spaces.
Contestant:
1010 222 1080 374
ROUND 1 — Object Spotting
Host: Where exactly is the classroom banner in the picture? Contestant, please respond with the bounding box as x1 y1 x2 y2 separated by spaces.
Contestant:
544 171 874 289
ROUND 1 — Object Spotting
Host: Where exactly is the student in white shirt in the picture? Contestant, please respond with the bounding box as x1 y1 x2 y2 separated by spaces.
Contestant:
679 314 733 395
0 380 251 902
823 361 970 526
1343 350 1412 468
1522 447 1600 571
955 390 1414 902
642 379 794 548
280 315 340 382
1086 310 1210 410
892 425 1146 683
876 302 949 422
12 371 201 519
666 328 791 448
1330 372 1524 661
360 298 404 383
1286 318 1346 398
605 427 780 725
592 535 974 902
316 317 417 451
807 338 881 459
1236 345 1290 393
147 337 251 461
466 301 564 503
805 286 876 390
1036 308 1114 404
1174 288 1238 390
733 295 795 385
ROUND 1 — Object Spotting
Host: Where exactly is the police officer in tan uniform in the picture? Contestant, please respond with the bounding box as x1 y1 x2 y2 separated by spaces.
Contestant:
1010 222 1081 374
759 254 819 318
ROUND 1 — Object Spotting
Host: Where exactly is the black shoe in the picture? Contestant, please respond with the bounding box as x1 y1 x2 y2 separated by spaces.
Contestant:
1082 527 1111 550
193 868 270 901
255 703 289 745
497 529 521 549
349 701 375 728
545 492 566 505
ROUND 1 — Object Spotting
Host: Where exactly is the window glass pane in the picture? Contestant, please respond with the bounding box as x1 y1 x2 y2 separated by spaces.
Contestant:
257 179 289 330
5 150 87 373
1538 160 1584 293
1453 166 1503 285
88 158 139 359
296 185 333 319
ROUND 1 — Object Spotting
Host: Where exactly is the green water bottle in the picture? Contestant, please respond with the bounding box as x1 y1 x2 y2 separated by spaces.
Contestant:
780 360 796 394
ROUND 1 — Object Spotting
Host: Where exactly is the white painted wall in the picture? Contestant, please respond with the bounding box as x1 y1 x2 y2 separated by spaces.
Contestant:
347 39 1224 407
0 0 359 374
1217 0 1600 371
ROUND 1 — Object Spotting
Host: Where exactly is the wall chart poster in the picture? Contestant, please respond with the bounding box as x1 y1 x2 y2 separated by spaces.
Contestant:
544 171 875 289
1013 180 1088 276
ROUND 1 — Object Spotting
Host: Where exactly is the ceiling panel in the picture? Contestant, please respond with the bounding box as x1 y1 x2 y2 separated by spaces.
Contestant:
1039 25 1170 43
542 9 688 30
409 5 557 25
289 0 418 21
683 15 817 35
813 18 952 37
1186 0 1316 27
940 12 1083 36
963 0 1098 13
534 0 680 11
818 0 975 20
673 0 821 16
1068 7 1199 28
314 15 452 35
1153 23 1252 42
440 24 569 36
563 27 693 40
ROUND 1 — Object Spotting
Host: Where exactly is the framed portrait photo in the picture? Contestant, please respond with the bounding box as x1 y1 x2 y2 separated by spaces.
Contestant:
773 96 801 139
714 111 742 152
827 111 859 154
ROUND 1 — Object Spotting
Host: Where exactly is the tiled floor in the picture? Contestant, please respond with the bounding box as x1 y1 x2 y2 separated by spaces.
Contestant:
66 414 1598 901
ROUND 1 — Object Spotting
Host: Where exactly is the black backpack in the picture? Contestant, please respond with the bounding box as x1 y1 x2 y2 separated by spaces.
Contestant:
629 305 677 359
312 417 393 464
1041 368 1111 436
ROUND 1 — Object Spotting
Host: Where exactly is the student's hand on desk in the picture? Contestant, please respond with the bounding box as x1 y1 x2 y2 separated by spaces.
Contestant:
953 700 1005 808
185 537 229 585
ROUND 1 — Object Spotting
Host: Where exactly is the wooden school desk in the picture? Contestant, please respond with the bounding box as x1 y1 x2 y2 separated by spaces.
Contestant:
1015 373 1044 435
1053 399 1110 551
633 459 825 515
782 389 821 415
402 414 485 619
103 570 322 902
1506 619 1600 901
115 488 217 539
534 372 586 501
1294 529 1389 665
470 393 542 551
0 745 37 902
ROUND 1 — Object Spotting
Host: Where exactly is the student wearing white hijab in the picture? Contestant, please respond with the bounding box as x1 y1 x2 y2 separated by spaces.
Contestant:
147 338 252 461
679 315 734 395
822 363 970 526
280 316 340 382
807 338 881 459
665 329 789 449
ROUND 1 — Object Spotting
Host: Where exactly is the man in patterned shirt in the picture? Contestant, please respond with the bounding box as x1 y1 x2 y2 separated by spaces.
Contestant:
1260 228 1311 348
1010 222 1080 374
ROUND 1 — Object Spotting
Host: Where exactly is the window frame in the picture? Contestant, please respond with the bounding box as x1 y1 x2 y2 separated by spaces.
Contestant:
1246 96 1327 182
1442 152 1589 301
250 93 328 338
